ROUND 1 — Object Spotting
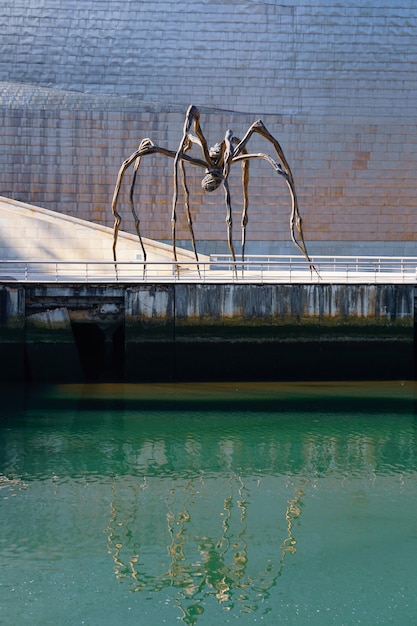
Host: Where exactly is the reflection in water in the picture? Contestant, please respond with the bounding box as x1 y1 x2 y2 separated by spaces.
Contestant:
0 381 417 625
104 473 308 622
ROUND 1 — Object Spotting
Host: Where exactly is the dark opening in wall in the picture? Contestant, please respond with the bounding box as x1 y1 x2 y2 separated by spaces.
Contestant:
112 323 125 381
72 322 125 382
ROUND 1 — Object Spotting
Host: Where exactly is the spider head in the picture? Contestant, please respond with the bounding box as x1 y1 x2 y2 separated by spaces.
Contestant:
201 169 223 192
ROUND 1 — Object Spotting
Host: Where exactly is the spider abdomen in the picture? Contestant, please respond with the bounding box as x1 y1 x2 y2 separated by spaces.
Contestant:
201 170 223 192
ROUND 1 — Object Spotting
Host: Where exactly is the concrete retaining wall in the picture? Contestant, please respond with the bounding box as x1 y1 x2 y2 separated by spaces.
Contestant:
0 281 414 382
125 283 414 381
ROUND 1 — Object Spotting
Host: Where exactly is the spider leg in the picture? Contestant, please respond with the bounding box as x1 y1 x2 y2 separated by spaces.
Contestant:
129 138 154 265
179 157 201 276
223 178 237 271
232 121 312 265
233 152 312 266
221 130 238 276
187 105 213 167
112 142 177 261
172 106 212 266
229 136 250 264
172 162 180 265
241 157 250 263
232 120 295 184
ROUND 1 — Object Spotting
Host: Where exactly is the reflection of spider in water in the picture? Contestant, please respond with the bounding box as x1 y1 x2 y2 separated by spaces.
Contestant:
111 105 311 267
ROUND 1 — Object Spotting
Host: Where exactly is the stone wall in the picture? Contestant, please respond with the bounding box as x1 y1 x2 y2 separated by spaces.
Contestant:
1 0 416 257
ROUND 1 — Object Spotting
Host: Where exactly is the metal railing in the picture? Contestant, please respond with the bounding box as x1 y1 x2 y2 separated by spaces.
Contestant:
0 255 416 284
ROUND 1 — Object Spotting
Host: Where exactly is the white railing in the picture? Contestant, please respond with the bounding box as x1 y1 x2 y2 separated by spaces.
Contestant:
0 256 416 284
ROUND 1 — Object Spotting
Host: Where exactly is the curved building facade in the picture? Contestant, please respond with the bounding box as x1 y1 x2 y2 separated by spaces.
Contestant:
0 0 416 257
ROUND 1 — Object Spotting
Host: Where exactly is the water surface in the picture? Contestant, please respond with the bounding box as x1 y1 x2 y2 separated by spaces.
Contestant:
1 381 416 625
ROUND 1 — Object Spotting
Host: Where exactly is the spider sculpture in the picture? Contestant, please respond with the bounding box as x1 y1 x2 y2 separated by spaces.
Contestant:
111 105 311 269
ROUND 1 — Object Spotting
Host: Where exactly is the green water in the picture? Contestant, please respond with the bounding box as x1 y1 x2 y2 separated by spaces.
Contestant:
1 381 417 625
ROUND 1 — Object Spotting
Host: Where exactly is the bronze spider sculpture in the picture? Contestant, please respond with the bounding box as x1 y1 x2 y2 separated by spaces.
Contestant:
111 105 311 269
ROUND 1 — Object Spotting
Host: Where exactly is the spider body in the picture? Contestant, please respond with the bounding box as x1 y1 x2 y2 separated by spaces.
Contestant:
111 105 311 269
201 169 223 192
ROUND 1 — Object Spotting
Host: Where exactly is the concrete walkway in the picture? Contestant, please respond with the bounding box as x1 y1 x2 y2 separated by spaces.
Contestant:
0 195 205 264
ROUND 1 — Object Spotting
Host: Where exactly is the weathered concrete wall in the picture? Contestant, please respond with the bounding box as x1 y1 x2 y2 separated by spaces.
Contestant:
0 282 414 382
126 283 414 332
0 285 25 380
25 307 84 383
125 283 414 381
1 1 417 257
